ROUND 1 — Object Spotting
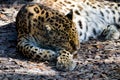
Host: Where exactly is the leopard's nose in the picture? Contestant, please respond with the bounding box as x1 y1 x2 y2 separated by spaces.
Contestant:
76 45 80 50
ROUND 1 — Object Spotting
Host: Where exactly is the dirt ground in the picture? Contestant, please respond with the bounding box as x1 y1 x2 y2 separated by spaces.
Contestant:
0 0 120 80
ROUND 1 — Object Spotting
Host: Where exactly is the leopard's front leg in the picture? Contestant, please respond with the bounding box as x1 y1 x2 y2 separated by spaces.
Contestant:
56 49 77 71
17 37 57 61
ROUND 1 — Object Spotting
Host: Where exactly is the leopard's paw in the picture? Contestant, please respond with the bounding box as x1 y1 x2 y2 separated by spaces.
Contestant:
56 50 77 71
100 25 120 40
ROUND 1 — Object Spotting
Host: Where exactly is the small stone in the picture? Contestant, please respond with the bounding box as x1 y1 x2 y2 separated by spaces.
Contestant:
95 55 100 59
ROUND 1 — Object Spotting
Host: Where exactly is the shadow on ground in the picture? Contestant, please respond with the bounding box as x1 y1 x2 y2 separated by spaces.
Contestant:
0 23 18 58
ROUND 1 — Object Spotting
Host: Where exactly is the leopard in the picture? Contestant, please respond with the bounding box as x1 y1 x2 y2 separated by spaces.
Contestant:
16 3 80 71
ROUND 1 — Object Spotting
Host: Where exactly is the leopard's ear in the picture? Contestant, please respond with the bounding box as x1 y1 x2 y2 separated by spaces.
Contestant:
65 10 73 20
